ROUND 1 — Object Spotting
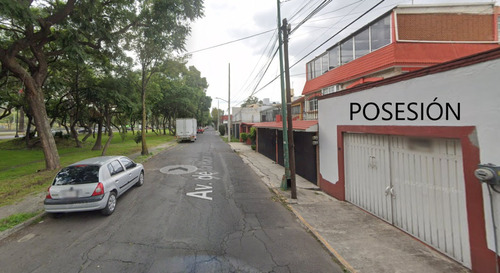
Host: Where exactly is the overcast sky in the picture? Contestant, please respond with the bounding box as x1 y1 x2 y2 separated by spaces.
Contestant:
184 0 497 111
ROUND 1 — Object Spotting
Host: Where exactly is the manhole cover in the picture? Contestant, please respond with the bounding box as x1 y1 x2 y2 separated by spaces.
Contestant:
160 165 198 175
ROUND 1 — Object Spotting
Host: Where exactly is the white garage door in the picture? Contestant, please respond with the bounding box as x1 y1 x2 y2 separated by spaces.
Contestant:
344 133 471 267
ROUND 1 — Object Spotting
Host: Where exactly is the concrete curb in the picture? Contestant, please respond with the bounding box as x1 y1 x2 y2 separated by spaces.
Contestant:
270 185 356 273
0 211 46 241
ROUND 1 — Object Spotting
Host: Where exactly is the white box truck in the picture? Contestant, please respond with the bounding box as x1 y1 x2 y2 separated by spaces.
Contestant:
176 118 197 142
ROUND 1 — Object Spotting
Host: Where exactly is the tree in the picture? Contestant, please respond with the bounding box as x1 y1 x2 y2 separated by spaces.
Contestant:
0 0 138 170
241 96 260 108
125 0 204 155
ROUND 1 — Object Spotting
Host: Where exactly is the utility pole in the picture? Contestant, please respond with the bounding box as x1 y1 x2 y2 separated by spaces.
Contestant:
228 63 231 143
277 0 291 190
217 99 220 133
282 18 297 199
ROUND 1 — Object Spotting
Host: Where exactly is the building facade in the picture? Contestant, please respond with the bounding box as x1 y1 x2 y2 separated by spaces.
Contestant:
318 48 500 273
301 3 500 120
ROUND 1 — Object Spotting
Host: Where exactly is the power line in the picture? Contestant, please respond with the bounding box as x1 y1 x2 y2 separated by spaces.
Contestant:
186 29 275 54
290 0 385 70
293 0 366 58
290 0 334 35
253 0 385 95
249 0 332 97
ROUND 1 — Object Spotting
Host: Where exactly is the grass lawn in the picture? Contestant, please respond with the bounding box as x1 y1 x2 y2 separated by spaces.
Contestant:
0 131 175 207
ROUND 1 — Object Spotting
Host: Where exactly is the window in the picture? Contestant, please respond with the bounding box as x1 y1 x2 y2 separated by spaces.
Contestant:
314 59 321 78
53 165 100 185
340 38 354 65
355 27 370 58
291 105 301 115
321 53 329 74
307 62 314 80
322 85 339 95
108 160 124 176
371 15 391 51
120 157 136 169
328 46 339 69
305 14 391 81
308 98 318 112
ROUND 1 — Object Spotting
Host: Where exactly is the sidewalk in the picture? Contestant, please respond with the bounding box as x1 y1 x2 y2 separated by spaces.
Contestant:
229 142 470 273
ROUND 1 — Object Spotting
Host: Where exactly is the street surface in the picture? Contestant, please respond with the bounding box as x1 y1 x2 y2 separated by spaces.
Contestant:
0 128 342 273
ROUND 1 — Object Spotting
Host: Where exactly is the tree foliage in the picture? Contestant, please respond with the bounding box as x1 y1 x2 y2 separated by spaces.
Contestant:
0 0 203 169
0 0 207 169
241 96 260 108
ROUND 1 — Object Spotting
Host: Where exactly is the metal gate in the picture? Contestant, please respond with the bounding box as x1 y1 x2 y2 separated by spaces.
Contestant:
344 133 471 267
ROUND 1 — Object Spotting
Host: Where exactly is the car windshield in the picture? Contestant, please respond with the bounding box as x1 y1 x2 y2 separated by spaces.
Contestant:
53 165 100 185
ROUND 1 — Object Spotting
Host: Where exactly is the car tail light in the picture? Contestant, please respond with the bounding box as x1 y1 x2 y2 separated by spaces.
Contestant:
92 182 104 196
46 186 52 199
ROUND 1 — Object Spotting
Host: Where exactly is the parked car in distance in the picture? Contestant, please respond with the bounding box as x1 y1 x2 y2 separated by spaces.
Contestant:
44 156 144 216
197 127 204 134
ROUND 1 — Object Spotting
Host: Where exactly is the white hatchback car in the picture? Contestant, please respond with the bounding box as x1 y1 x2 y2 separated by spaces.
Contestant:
44 156 144 216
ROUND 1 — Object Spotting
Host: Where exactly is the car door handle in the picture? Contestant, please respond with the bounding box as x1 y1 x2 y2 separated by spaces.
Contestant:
115 180 119 183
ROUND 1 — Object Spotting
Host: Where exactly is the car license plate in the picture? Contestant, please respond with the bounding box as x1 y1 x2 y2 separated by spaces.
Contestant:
62 189 79 198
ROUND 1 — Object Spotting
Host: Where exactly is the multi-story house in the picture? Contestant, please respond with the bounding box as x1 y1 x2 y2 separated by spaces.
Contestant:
301 2 500 120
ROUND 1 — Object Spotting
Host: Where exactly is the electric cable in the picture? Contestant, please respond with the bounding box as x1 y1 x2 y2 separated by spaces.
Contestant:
290 0 385 70
290 0 333 35
252 0 385 95
186 29 275 55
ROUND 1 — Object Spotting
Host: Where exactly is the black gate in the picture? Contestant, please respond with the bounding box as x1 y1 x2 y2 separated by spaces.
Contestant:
293 132 317 184
257 127 317 185
257 128 276 162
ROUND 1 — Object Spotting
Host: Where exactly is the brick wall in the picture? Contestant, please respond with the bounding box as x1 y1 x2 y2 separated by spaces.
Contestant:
397 14 494 41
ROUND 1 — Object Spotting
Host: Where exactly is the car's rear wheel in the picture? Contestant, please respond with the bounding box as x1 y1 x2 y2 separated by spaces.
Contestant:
101 192 117 216
136 171 144 187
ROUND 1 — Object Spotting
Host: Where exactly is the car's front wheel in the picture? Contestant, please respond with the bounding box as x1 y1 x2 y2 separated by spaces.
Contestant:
136 171 144 187
101 192 117 216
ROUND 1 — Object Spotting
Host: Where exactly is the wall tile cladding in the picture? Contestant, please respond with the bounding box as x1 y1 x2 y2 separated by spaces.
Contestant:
398 14 494 41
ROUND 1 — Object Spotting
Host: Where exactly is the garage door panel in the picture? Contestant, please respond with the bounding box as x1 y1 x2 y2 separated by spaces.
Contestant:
345 133 392 223
345 133 471 267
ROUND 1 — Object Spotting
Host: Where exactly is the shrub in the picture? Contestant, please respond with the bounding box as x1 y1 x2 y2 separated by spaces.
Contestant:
218 125 225 136
251 144 256 150
249 127 256 141
240 132 248 142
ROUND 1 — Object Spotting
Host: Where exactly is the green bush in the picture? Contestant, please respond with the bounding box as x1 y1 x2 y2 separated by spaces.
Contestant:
249 127 256 141
251 144 256 150
240 132 248 141
218 125 226 136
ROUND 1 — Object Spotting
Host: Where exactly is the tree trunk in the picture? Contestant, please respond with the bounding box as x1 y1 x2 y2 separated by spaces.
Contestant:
25 80 60 170
141 66 149 155
101 105 113 156
25 114 32 148
92 118 103 150
19 108 25 133
81 124 92 142
70 64 82 148
70 123 82 148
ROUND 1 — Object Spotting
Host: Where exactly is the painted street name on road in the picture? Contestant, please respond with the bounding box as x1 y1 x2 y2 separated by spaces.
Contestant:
186 154 219 201
186 184 213 200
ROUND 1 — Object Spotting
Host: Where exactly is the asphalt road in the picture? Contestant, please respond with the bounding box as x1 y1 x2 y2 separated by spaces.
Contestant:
0 128 343 273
